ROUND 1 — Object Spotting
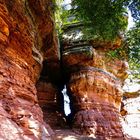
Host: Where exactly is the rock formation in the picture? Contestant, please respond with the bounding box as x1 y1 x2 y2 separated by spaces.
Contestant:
0 0 138 140
62 39 128 139
121 89 140 139
0 0 55 139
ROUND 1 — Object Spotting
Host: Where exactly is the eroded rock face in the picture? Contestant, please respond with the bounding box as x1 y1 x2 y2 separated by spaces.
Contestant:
67 67 124 139
0 0 55 139
121 92 140 139
62 44 128 139
36 80 64 128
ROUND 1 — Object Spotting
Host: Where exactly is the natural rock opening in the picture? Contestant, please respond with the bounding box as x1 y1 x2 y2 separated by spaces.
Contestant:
0 0 139 139
36 59 74 129
61 85 71 116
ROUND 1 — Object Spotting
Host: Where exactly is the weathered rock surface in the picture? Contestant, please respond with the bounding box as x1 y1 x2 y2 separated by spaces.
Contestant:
0 0 55 139
62 43 128 139
0 0 137 139
121 91 140 139
63 48 128 82
37 81 57 108
67 67 124 139
36 80 66 129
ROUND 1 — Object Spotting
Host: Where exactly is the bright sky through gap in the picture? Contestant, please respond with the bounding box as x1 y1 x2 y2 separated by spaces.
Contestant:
62 0 71 10
63 0 71 4
128 10 135 29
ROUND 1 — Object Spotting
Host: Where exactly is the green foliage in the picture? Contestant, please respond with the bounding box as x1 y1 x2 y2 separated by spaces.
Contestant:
55 0 140 77
125 21 140 76
71 0 128 40
107 20 140 78
107 45 128 60
127 0 140 21
55 0 140 40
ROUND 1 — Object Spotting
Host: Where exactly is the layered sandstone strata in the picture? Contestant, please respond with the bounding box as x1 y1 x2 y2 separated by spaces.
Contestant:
36 80 66 128
0 0 55 139
62 44 128 139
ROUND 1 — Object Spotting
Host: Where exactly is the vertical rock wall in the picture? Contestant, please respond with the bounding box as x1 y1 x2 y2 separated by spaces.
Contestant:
0 0 55 139
36 80 63 129
0 0 132 139
36 27 63 129
62 41 128 139
67 68 124 138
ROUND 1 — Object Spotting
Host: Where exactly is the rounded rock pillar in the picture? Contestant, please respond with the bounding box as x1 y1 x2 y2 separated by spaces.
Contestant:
67 67 124 139
62 42 128 139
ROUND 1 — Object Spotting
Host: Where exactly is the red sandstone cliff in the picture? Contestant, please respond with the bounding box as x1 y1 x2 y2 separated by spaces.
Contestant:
0 0 138 140
0 0 56 139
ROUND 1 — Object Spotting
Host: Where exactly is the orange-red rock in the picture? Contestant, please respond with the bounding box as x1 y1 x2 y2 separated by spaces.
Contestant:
62 41 128 139
0 0 55 139
0 0 131 139
36 81 58 127
66 68 124 139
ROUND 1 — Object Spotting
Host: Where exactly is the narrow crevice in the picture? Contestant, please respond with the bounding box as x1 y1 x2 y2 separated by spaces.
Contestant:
61 85 71 116
61 84 75 128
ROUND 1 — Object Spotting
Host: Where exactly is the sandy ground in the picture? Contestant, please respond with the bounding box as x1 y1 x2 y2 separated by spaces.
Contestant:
54 129 97 140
